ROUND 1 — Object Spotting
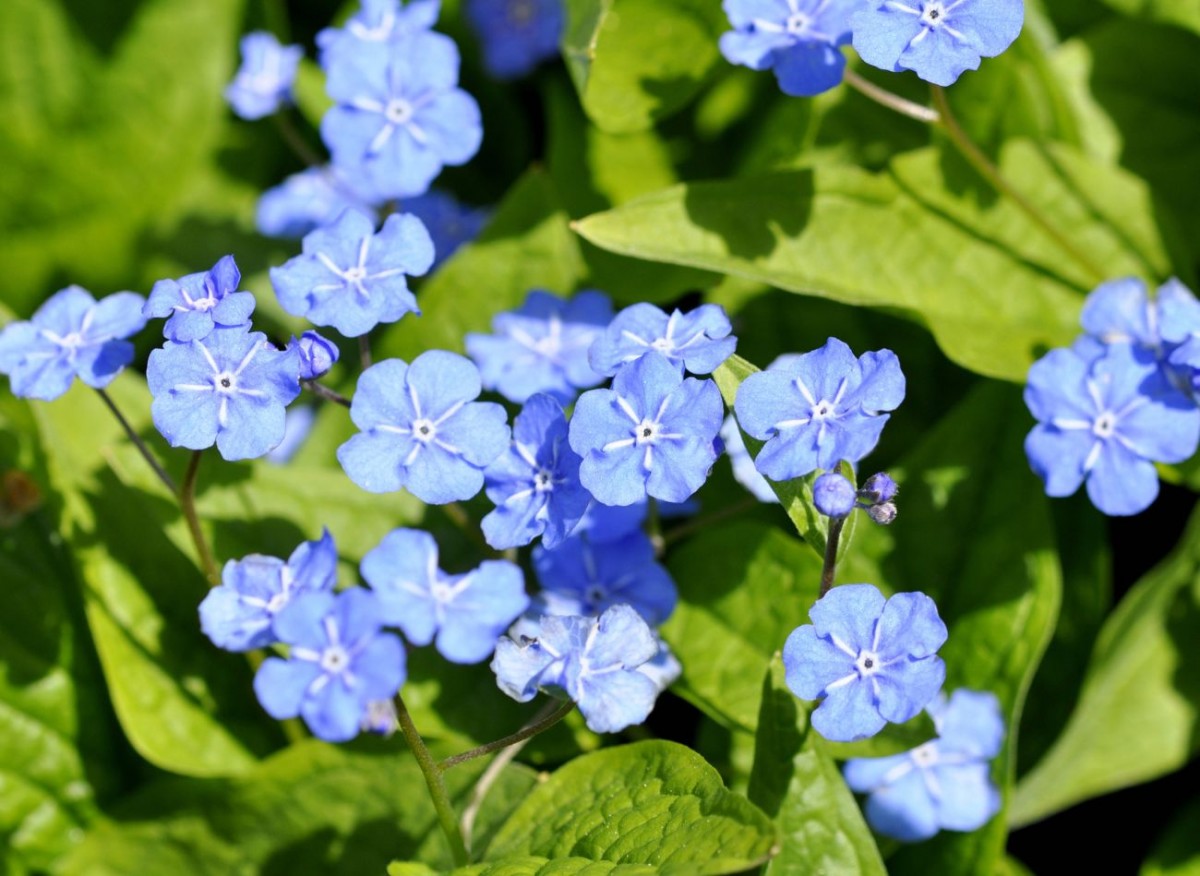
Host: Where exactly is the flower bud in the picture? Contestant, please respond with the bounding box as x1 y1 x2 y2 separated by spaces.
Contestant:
858 472 898 506
291 330 339 380
868 502 898 525
813 472 856 518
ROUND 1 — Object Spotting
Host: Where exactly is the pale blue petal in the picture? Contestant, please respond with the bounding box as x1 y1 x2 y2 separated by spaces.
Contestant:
782 625 856 700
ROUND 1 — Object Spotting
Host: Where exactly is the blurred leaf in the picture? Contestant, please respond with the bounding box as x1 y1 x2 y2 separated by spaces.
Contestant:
563 0 724 134
576 141 1176 382
748 657 887 876
0 0 248 313
376 169 585 363
60 740 533 876
1098 0 1200 35
1141 796 1200 876
486 740 776 874
1012 504 1200 827
391 860 656 876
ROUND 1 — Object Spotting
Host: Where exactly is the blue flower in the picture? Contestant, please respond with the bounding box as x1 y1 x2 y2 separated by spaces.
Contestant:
720 0 855 97
851 0 1025 87
256 166 378 239
254 589 406 742
0 286 146 401
844 689 1004 841
813 471 856 518
465 290 613 405
589 303 736 378
1170 338 1200 396
317 0 442 70
639 637 683 693
720 415 780 503
481 394 590 550
466 0 564 80
1024 343 1199 516
147 325 301 461
289 331 340 381
570 353 724 506
270 210 433 339
225 31 303 120
145 255 256 343
783 583 947 742
361 528 528 663
321 33 482 200
403 189 490 269
734 338 905 481
532 531 677 626
266 405 317 465
491 604 662 733
199 530 338 652
338 351 510 503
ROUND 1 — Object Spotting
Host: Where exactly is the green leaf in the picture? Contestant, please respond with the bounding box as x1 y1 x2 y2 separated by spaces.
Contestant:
575 141 1175 382
820 711 937 761
486 740 777 875
392 859 657 876
563 0 723 134
1098 0 1200 36
1141 796 1200 876
749 657 886 876
884 382 1061 875
1012 504 1200 827
377 169 585 363
60 741 521 876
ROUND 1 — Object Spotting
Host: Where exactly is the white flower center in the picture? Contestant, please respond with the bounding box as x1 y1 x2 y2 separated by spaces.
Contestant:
320 645 351 674
265 592 289 614
910 741 940 768
385 98 414 125
534 468 555 492
214 372 238 393
344 266 367 282
59 332 85 348
786 13 811 34
1092 411 1117 439
811 399 836 421
430 580 455 604
635 420 660 444
412 418 437 442
855 649 881 677
920 1 948 26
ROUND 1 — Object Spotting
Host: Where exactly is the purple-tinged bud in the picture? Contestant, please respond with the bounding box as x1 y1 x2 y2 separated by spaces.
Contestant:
361 699 397 736
813 472 856 519
858 472 898 506
868 502 897 525
291 330 339 380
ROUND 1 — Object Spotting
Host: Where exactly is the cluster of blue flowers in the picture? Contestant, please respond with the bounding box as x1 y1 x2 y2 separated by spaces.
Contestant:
720 0 1026 95
1024 278 1200 516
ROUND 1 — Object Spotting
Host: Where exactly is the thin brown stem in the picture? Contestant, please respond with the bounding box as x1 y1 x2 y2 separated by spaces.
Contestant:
395 694 470 866
438 699 575 772
662 496 760 548
180 451 220 586
358 334 373 371
930 86 1107 285
843 69 941 125
302 379 352 408
95 388 177 494
819 516 846 598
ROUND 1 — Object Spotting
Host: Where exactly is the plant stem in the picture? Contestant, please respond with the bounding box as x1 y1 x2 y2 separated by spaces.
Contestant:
438 699 575 772
272 111 323 168
181 451 220 586
301 379 352 408
460 734 528 848
843 69 940 125
358 334 373 371
395 694 470 866
819 516 846 598
929 86 1107 285
647 497 663 557
662 496 760 548
95 388 177 494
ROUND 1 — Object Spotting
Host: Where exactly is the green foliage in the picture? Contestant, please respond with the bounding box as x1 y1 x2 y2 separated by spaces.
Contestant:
486 741 777 874
749 658 887 876
1141 796 1200 876
1012 505 1200 827
391 859 656 876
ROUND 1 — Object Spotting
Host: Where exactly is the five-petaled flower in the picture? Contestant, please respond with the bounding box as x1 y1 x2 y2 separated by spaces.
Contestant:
719 0 856 97
569 352 724 506
321 32 482 200
199 530 338 652
851 0 1025 87
734 338 906 481
0 286 146 401
589 302 737 377
491 604 663 733
147 325 301 461
225 31 303 120
466 289 613 405
783 583 947 742
465 0 565 80
338 350 510 503
481 393 591 550
270 209 434 338
844 689 1004 841
1024 343 1200 516
254 588 406 742
361 527 528 663
145 255 256 343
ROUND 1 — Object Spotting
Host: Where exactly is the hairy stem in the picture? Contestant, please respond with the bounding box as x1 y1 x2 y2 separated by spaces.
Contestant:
929 86 1106 285
395 694 470 866
181 451 220 586
95 388 177 494
460 735 529 848
302 379 352 408
843 69 941 125
819 516 846 598
438 699 575 772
